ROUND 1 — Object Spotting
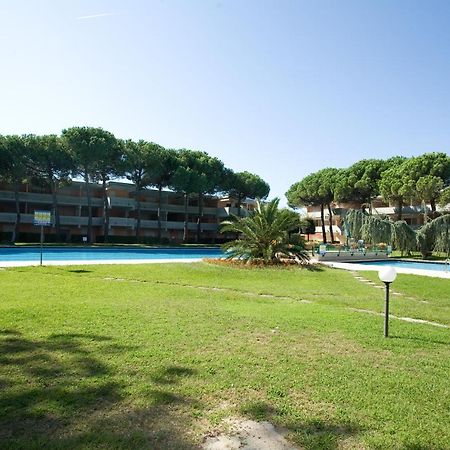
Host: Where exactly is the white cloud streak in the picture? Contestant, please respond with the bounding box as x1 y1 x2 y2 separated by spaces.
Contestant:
76 12 117 20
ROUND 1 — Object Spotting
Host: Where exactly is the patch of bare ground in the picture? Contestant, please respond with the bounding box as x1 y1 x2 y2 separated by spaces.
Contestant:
202 418 298 450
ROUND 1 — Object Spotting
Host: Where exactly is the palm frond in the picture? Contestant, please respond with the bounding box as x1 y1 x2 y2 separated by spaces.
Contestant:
220 198 310 264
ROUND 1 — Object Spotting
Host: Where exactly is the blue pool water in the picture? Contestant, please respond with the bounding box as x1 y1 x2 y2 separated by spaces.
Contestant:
354 260 449 272
0 246 223 263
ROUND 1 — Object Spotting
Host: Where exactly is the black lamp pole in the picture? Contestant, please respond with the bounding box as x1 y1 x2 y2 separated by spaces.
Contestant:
384 281 391 338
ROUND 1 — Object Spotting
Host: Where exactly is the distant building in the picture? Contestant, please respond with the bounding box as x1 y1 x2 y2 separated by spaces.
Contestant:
0 181 254 243
305 197 442 243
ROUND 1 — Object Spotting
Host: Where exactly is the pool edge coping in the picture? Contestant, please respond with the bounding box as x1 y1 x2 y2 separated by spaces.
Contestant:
321 261 450 279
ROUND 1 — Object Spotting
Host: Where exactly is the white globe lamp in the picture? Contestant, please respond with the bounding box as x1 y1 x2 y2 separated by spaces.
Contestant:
378 266 397 337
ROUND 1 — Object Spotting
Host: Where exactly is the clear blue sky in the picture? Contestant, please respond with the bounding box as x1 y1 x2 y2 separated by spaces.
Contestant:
1 0 450 205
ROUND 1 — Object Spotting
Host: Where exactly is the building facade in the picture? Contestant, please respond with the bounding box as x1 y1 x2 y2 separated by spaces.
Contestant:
0 181 253 243
306 197 441 243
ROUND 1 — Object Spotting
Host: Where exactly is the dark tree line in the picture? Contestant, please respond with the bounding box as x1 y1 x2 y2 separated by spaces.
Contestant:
0 127 270 244
286 153 450 244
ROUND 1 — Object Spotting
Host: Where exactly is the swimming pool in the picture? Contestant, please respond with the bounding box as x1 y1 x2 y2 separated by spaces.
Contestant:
0 246 224 265
350 259 449 272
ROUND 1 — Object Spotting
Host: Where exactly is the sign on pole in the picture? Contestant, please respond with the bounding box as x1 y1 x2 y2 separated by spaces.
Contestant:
33 210 52 266
33 210 52 226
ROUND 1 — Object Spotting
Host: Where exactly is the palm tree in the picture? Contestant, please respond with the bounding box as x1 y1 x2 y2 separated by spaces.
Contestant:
220 198 310 264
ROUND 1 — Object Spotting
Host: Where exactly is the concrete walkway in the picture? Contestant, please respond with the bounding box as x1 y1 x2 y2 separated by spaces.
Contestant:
320 260 450 279
0 258 204 268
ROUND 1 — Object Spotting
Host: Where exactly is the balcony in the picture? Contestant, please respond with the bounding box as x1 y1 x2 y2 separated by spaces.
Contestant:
108 217 136 228
0 212 33 224
199 222 218 231
59 216 103 227
109 197 136 208
216 207 246 218
0 190 103 207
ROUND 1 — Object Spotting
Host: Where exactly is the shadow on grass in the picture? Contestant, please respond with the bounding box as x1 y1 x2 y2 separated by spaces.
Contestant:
303 264 325 272
0 330 199 449
67 269 93 274
151 365 197 385
389 335 450 346
241 400 360 450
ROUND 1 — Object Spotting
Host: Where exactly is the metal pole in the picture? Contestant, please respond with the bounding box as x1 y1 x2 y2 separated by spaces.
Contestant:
40 225 43 266
384 282 390 337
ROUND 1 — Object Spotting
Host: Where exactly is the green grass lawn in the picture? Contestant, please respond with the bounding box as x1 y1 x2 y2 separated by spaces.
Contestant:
0 263 448 449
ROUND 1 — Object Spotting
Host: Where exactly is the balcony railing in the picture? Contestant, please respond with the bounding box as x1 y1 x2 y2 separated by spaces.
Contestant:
216 207 247 218
58 216 103 226
0 190 103 207
0 211 220 233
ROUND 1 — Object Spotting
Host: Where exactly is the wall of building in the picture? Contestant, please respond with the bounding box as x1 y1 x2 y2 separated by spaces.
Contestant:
305 198 434 243
0 181 253 243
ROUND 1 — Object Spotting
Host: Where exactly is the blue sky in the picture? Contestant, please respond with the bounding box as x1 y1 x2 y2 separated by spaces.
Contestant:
1 0 450 205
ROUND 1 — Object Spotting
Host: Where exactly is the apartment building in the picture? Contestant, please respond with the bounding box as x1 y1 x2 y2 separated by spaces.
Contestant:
0 181 252 243
306 197 435 243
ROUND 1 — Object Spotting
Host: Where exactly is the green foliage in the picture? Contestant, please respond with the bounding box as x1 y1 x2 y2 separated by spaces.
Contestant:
299 217 316 235
345 212 416 251
380 153 450 214
416 223 435 259
333 159 388 205
0 135 33 242
170 149 206 195
345 211 418 250
122 139 153 190
220 198 310 264
286 168 338 208
431 214 450 255
62 126 120 181
226 171 270 201
286 168 340 243
438 187 450 209
416 175 444 204
379 163 411 215
62 127 121 242
0 135 30 185
361 215 392 245
417 214 450 258
146 145 179 191
425 215 450 256
169 149 227 242
26 134 74 187
343 209 367 241
392 221 417 256
286 173 320 208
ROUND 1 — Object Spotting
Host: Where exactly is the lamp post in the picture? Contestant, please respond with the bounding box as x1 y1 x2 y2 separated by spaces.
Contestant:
378 266 397 337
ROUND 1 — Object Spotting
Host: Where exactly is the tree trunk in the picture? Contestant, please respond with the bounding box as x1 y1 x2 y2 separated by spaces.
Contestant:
196 193 203 243
234 193 243 240
157 185 162 242
102 177 110 243
237 194 242 217
84 172 93 243
430 198 437 217
11 181 21 243
397 198 403 221
320 203 327 243
327 203 335 243
422 200 428 224
51 180 61 241
183 193 189 243
135 189 141 242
